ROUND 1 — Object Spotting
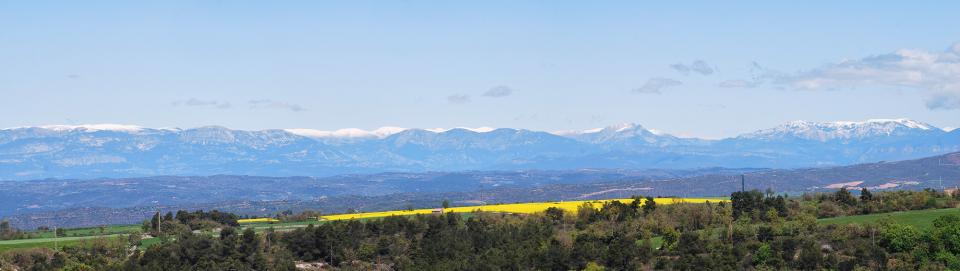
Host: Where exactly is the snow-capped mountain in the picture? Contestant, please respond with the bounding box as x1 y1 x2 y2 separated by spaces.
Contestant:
0 119 957 180
556 123 706 147
284 127 407 139
739 119 941 142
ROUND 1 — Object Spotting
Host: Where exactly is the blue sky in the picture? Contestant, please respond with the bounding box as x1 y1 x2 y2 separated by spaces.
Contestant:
1 1 959 138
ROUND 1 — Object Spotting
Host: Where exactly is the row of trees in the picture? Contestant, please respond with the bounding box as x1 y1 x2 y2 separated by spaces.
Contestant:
811 187 959 218
141 209 241 236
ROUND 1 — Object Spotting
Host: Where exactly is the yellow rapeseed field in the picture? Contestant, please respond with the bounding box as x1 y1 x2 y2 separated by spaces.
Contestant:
237 218 281 224
320 197 726 221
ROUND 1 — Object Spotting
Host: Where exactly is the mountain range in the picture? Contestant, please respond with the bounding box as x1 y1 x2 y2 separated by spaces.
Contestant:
1 119 957 180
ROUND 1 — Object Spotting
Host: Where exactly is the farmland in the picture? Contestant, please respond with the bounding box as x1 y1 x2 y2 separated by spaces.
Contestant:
33 224 141 239
320 197 725 221
0 224 151 253
237 218 280 224
0 234 127 253
818 207 960 230
2 197 719 252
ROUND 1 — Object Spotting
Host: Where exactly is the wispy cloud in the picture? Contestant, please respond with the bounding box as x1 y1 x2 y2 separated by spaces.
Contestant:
671 60 714 76
171 98 231 109
447 94 471 104
717 79 758 88
482 85 513 98
753 42 960 110
926 92 960 110
248 99 306 112
632 77 682 94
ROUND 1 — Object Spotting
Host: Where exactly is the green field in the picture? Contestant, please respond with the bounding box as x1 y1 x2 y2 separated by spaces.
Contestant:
818 208 960 230
240 220 324 232
0 234 127 253
1 220 324 253
33 224 142 238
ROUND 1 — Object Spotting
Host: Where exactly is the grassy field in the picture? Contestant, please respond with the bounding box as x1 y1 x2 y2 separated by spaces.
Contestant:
33 224 141 238
818 208 960 230
240 220 325 233
0 234 127 253
321 197 726 221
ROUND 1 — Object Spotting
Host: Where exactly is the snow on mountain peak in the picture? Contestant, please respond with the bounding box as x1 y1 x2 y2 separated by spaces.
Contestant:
743 118 940 141
284 127 408 139
284 126 500 139
866 119 932 130
552 122 646 136
424 127 496 133
38 124 146 133
549 122 686 145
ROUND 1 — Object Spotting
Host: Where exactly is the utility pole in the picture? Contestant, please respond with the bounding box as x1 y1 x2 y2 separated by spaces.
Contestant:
942 176 945 192
152 200 161 240
156 208 162 241
740 174 746 192
53 226 58 252
937 158 957 193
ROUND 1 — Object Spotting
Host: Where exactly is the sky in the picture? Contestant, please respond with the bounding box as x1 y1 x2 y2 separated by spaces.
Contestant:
1 1 959 139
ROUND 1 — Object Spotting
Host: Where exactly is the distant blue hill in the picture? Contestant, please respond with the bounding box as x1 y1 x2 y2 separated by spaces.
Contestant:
0 119 957 180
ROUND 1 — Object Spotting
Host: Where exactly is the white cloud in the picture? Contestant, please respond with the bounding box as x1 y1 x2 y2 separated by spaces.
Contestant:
717 79 758 88
447 94 471 104
671 60 714 76
632 77 682 94
482 85 513 98
759 42 960 110
172 98 231 109
248 99 306 112
926 92 960 110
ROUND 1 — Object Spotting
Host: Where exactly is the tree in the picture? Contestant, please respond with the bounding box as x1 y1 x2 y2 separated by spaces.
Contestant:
860 188 873 201
753 244 772 266
730 190 763 219
880 223 921 253
797 241 822 270
835 187 856 206
642 196 657 215
442 199 450 209
0 220 10 234
545 207 564 223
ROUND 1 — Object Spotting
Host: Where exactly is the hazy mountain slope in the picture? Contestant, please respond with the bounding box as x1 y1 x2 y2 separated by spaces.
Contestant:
0 119 957 180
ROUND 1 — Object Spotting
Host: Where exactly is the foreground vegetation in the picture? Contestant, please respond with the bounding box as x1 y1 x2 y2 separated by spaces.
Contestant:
3 188 960 270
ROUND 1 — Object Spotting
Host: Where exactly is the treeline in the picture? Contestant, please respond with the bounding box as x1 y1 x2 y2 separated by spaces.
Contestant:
0 220 31 240
811 187 959 218
141 209 240 235
3 189 960 270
